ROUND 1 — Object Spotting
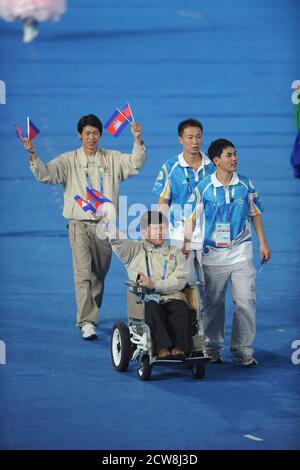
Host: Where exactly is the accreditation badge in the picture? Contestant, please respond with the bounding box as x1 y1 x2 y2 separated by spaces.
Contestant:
215 222 231 247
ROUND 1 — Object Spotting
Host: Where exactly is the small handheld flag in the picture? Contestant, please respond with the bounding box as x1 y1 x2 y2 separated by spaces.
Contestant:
74 195 96 214
104 102 134 137
74 189 112 215
15 117 40 143
27 117 40 140
15 124 24 142
86 187 112 213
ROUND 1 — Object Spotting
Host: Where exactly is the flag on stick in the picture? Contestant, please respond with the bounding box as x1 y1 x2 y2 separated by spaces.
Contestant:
15 124 24 142
27 117 40 140
74 188 112 215
86 187 112 212
104 102 134 137
74 195 96 214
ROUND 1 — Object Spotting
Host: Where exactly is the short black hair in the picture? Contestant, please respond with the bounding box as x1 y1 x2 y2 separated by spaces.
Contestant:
140 211 168 231
178 118 203 136
77 114 103 135
207 138 235 162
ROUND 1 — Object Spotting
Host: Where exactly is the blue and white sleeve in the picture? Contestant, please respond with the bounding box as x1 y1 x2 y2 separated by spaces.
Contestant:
248 179 264 216
152 164 171 200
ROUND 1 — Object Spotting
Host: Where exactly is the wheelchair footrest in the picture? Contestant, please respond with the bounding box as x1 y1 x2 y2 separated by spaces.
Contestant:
153 358 185 366
152 356 210 367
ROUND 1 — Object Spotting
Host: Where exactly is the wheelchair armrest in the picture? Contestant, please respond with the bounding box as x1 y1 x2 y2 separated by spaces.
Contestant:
126 281 150 296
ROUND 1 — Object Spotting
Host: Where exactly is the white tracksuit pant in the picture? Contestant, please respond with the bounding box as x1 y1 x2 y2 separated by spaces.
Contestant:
203 260 256 359
186 250 206 335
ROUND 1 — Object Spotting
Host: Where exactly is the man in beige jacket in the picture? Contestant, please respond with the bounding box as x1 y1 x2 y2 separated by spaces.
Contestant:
104 210 192 359
24 114 146 340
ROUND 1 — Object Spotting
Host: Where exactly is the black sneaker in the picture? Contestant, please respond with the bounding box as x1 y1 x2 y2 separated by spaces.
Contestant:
232 355 258 367
208 354 224 364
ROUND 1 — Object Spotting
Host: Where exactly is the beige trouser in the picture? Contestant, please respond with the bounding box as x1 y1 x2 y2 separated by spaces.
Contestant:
68 220 112 327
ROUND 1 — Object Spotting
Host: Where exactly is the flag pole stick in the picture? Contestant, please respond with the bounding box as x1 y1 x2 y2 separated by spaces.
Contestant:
27 116 30 139
116 108 133 125
127 102 135 121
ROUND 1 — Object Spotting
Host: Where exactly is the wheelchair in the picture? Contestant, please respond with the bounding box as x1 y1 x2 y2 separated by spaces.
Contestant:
111 281 210 381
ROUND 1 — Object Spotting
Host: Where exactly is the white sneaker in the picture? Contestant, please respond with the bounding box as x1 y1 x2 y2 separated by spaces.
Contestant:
23 23 39 44
81 323 97 340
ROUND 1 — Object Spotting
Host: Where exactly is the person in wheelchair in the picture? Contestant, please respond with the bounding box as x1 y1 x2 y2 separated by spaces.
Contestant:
106 210 193 360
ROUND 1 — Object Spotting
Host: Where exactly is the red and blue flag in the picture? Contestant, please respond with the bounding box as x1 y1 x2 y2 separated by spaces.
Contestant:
27 117 40 140
104 102 133 137
74 188 112 215
86 187 112 211
15 124 24 142
74 195 96 213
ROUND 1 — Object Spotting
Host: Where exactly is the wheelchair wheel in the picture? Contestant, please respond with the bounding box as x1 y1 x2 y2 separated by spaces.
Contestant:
138 355 152 381
192 361 206 379
111 321 131 372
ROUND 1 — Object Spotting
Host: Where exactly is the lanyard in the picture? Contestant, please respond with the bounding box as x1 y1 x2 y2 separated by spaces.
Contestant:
183 163 206 194
99 167 104 194
85 165 104 193
85 167 92 189
145 251 170 280
162 257 169 280
213 185 235 222
183 167 193 195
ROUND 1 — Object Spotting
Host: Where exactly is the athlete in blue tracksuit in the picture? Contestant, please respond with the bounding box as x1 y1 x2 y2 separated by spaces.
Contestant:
186 138 271 366
152 119 215 326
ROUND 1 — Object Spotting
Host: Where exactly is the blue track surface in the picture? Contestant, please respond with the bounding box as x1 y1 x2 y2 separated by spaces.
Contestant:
0 0 300 450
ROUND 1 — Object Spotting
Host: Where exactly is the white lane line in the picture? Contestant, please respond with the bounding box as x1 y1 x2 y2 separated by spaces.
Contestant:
243 434 264 442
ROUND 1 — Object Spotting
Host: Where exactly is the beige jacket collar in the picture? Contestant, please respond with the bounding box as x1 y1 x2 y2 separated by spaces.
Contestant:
76 146 103 168
143 240 170 255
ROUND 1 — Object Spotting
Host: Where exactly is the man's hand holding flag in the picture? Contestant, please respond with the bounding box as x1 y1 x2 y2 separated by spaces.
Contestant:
15 116 40 142
16 117 40 157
